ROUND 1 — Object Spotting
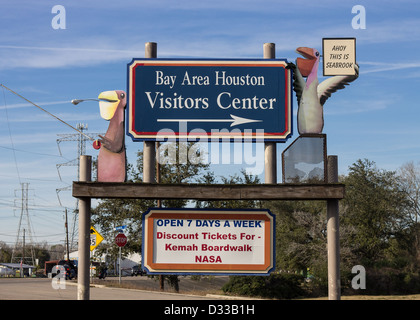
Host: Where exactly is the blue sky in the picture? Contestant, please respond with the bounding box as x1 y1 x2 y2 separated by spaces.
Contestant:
1 0 420 246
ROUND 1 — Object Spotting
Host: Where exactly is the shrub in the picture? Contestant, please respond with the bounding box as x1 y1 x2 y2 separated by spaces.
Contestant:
343 268 420 295
222 274 306 299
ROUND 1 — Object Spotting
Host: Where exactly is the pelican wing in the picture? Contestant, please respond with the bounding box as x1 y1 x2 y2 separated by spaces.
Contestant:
288 62 305 106
317 64 359 106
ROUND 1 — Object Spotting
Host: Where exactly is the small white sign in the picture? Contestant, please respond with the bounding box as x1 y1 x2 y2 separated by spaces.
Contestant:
322 38 356 76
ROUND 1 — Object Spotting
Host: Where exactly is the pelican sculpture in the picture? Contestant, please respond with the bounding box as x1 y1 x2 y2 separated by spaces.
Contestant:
289 47 359 134
96 90 127 182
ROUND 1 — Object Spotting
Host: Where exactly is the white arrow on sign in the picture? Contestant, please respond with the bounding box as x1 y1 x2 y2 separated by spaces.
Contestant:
157 114 262 127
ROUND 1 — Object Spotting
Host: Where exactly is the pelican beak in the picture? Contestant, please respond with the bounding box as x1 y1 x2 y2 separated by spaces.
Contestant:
98 91 119 120
296 47 317 77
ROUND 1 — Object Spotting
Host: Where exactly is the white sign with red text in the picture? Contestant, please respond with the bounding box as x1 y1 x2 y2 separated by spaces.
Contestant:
142 208 275 275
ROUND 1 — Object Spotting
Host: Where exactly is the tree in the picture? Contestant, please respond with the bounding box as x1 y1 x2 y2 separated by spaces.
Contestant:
398 161 420 268
0 242 12 263
341 159 409 266
264 159 416 295
265 199 329 292
33 243 50 268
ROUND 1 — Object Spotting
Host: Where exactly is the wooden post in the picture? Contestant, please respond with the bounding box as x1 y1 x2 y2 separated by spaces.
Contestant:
156 141 165 290
144 42 163 288
77 155 92 300
263 43 277 184
327 155 340 300
143 42 157 183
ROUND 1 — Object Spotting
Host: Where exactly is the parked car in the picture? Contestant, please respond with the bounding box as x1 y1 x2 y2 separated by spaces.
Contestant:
131 265 144 276
52 260 77 280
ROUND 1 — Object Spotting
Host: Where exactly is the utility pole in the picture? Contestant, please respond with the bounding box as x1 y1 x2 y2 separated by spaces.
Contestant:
65 208 70 260
11 183 35 268
77 155 92 300
22 229 25 265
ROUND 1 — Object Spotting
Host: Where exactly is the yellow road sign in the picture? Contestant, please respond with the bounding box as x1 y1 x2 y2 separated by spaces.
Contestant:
90 226 104 251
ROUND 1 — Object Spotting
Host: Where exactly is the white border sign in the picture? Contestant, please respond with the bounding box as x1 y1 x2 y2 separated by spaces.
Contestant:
142 208 275 275
127 59 293 142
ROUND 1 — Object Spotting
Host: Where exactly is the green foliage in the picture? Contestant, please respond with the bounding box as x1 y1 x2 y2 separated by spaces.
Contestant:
343 269 420 295
33 246 50 268
266 200 326 272
91 151 420 297
263 158 420 296
341 159 410 265
222 274 306 299
0 242 12 263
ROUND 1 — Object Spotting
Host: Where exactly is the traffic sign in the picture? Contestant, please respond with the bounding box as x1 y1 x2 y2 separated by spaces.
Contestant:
90 226 104 251
115 233 127 247
127 59 293 142
114 225 127 232
142 208 275 275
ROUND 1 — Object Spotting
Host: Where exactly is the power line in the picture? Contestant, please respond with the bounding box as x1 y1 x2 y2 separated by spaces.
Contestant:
1 84 21 184
0 84 95 141
0 144 66 158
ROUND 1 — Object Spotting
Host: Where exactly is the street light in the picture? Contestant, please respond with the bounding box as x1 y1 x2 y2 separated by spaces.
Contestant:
71 98 99 105
70 98 102 149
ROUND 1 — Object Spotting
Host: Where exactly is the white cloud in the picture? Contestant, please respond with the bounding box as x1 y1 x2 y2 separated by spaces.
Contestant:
324 98 389 115
0 44 141 70
359 61 420 74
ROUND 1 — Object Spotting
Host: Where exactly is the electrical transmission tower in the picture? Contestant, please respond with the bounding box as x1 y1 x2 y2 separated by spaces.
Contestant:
56 123 103 252
11 182 36 266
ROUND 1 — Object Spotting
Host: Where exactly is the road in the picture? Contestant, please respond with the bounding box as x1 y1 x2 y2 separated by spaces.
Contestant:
0 277 219 300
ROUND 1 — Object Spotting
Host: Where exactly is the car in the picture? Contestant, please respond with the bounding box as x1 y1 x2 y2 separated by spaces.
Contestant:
131 265 144 276
52 260 77 280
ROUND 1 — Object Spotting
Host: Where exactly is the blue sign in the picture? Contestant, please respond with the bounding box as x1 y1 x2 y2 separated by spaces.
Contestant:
127 59 292 142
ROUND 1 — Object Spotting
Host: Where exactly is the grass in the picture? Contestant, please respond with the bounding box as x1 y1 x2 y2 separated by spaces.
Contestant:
90 276 420 300
300 294 420 300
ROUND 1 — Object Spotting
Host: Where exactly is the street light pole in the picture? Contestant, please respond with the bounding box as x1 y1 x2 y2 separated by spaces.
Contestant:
71 98 99 105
